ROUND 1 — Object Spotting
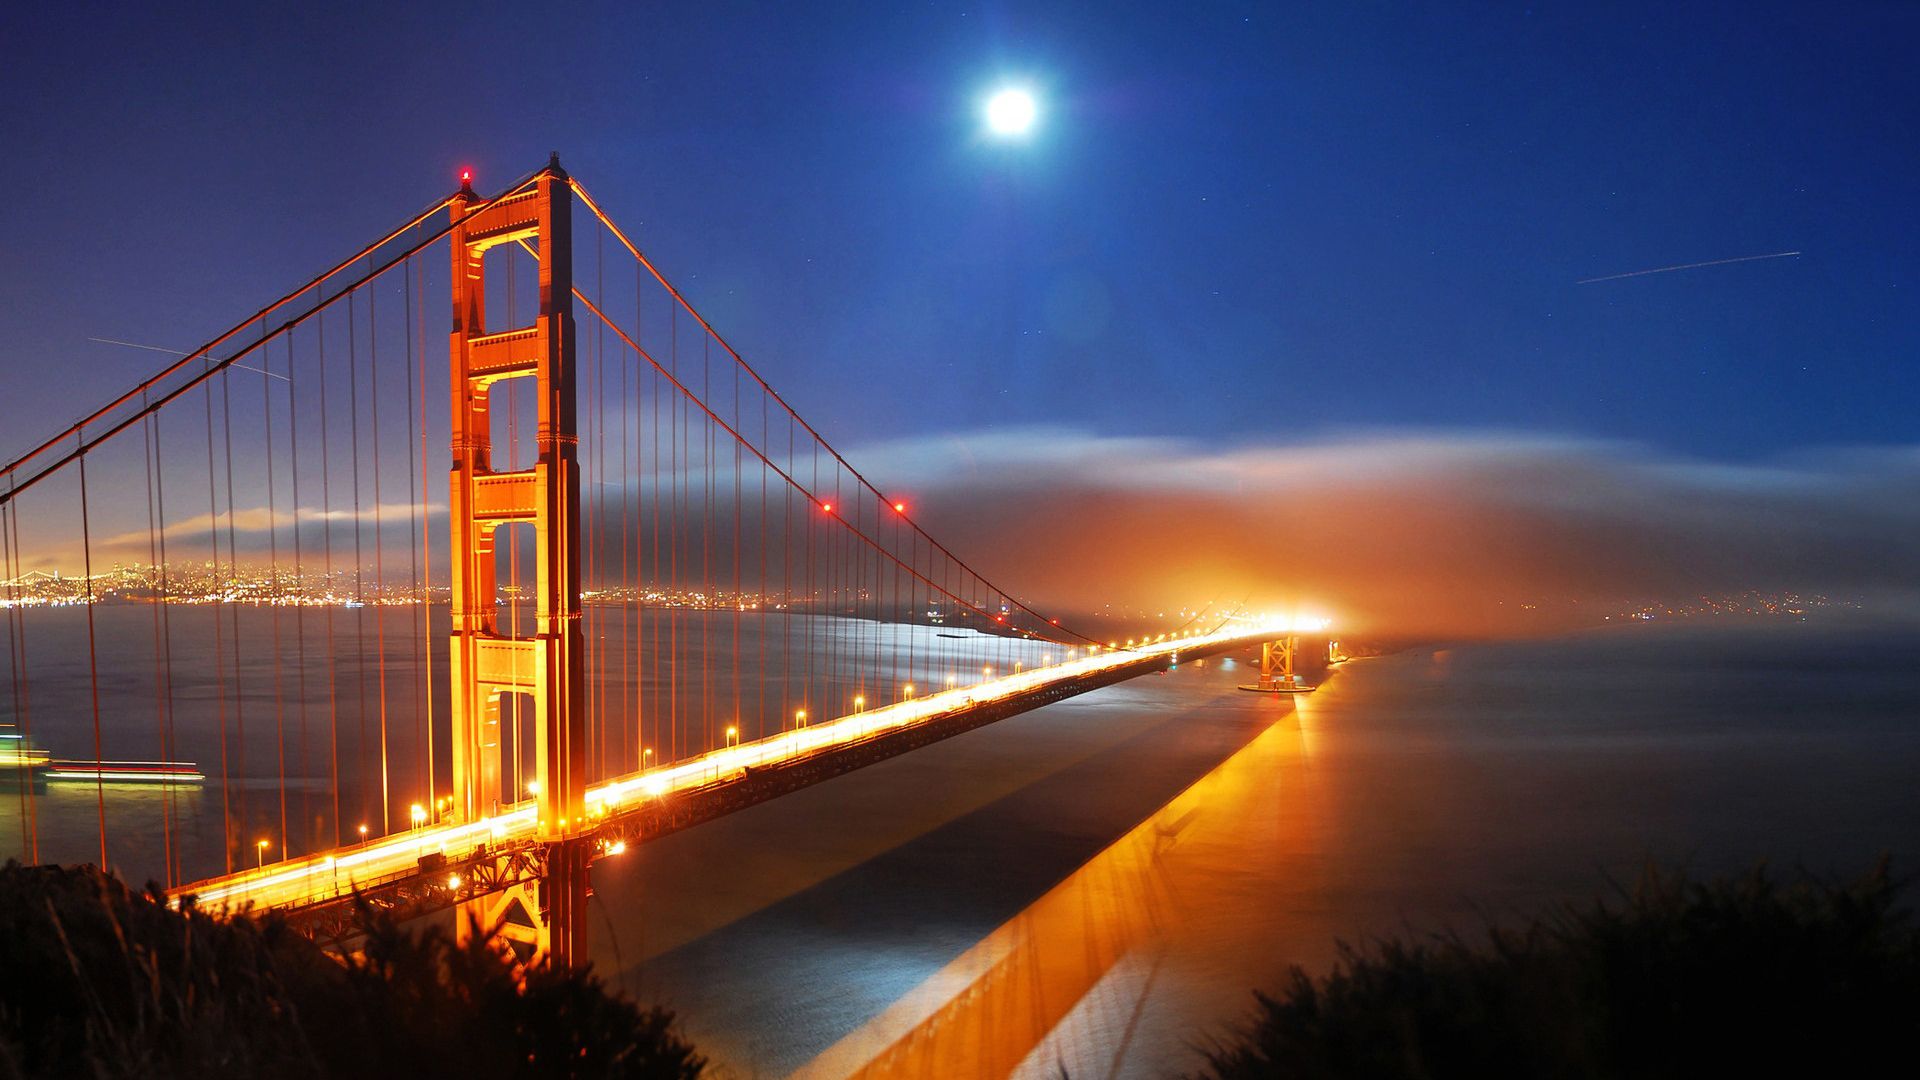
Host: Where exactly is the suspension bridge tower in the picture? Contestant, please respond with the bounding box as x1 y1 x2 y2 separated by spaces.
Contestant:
446 155 591 967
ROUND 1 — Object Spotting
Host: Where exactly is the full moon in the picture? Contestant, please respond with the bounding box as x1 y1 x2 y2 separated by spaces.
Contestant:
985 88 1039 136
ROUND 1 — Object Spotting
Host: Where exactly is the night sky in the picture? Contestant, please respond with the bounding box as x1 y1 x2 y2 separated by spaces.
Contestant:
5 2 1914 454
3 2 1916 627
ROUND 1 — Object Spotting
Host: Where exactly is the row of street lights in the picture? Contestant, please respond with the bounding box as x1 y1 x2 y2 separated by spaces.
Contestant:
241 630 1198 864
242 639 1149 872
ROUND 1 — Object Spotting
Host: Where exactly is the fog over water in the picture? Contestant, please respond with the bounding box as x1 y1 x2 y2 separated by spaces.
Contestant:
586 621 1920 1078
874 428 1920 637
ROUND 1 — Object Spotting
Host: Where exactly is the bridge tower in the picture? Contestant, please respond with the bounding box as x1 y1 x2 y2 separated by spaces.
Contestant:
1239 635 1314 694
446 156 591 968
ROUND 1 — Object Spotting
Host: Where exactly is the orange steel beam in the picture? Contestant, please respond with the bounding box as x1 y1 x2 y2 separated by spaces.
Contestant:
446 156 589 969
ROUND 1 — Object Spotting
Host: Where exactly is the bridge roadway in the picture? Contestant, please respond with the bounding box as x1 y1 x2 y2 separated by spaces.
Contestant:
170 622 1290 941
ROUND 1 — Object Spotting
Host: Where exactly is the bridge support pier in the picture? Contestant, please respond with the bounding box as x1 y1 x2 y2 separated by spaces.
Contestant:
1239 636 1314 694
447 156 591 970
455 837 591 970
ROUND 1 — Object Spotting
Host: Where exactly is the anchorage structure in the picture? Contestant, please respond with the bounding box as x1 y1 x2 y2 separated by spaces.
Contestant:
446 157 591 966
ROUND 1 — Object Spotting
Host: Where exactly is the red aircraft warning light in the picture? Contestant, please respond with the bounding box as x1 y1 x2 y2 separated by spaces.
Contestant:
893 501 906 513
821 502 834 514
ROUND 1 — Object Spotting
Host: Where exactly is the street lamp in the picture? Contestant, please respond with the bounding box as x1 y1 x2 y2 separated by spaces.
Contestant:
795 709 808 729
256 839 269 869
725 725 740 747
903 683 914 699
642 747 654 770
853 695 865 713
410 803 427 829
357 823 369 843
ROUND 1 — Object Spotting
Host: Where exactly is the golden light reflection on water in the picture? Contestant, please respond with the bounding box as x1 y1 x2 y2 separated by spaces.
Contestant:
793 689 1321 1080
592 694 1225 970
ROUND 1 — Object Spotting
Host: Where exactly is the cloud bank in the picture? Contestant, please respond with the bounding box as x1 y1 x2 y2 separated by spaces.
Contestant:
854 427 1920 637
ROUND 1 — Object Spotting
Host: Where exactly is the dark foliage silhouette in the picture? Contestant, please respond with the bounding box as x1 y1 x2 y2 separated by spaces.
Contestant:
1193 862 1919 1079
0 861 704 1079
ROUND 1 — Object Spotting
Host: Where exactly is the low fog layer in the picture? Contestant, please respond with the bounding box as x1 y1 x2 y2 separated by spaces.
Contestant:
861 428 1920 637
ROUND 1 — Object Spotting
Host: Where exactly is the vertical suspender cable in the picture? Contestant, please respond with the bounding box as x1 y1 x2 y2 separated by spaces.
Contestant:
631 253 645 770
319 310 342 845
370 282 392 833
616 235 634 773
669 304 678 761
3 492 37 863
413 253 435 814
702 337 712 750
732 349 742 739
221 367 248 846
153 411 180 881
263 341 288 860
204 382 232 873
287 330 312 850
345 292 374 832
141 401 174 884
590 265 604 776
405 254 430 811
77 449 107 868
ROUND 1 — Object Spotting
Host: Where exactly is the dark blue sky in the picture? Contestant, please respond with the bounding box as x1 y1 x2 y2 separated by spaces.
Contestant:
2 1 1913 463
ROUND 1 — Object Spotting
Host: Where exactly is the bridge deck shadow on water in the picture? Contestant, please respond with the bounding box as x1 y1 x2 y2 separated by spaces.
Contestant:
590 652 1324 1078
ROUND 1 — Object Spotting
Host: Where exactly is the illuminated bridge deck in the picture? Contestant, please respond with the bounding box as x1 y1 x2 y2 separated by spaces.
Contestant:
171 624 1283 939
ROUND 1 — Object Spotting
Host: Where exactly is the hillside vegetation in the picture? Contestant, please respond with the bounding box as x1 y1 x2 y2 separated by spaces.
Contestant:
0 862 704 1079
1194 862 1919 1079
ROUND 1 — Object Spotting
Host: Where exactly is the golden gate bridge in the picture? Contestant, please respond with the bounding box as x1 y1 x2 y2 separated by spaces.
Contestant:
0 156 1316 968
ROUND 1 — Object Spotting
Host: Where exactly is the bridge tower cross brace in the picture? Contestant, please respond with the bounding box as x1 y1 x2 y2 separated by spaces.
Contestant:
446 157 591 969
1237 634 1315 694
1259 637 1298 690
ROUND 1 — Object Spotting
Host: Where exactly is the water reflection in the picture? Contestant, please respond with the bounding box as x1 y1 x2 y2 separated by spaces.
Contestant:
794 682 1311 1079
606 626 1920 1078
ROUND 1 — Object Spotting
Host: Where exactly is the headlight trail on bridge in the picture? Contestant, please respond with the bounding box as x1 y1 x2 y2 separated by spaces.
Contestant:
176 618 1314 914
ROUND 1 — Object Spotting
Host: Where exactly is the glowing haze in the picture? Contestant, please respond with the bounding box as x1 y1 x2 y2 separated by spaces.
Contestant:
863 427 1920 638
